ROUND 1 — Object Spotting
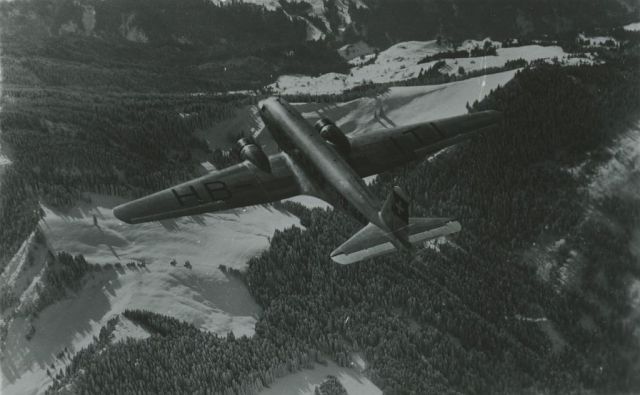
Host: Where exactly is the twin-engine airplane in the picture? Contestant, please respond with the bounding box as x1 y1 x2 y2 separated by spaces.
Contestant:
114 97 501 264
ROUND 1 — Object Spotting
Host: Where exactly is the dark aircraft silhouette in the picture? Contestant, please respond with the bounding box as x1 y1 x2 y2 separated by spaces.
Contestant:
114 97 501 264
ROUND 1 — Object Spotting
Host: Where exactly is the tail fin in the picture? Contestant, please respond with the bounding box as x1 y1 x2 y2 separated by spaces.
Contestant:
379 186 410 247
330 218 461 265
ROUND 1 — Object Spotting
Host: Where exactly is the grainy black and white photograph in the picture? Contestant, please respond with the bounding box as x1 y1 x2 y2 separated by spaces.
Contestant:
1 0 639 394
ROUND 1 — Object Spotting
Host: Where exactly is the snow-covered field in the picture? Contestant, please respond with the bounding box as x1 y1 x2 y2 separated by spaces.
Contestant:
270 40 571 95
260 359 381 395
0 151 9 167
293 69 517 134
589 122 640 199
624 22 640 32
1 194 300 395
578 33 618 47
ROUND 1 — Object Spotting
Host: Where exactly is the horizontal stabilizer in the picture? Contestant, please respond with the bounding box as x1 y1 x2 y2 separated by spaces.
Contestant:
330 218 461 265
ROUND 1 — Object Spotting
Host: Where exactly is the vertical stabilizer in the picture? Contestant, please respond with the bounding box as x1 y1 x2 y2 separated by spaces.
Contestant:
380 186 410 246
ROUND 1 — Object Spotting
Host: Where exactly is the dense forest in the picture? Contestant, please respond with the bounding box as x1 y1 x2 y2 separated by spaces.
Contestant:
348 0 640 45
0 0 350 91
46 57 640 394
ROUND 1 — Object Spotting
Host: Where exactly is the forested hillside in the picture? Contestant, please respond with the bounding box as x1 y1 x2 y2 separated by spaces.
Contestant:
46 57 640 394
348 0 640 45
0 0 349 92
0 0 353 272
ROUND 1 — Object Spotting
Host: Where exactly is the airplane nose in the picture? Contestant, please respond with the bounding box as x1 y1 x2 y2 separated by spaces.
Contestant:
258 99 269 112
258 96 280 113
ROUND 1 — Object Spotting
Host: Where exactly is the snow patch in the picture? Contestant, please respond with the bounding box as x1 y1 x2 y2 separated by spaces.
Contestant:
292 70 516 135
270 40 570 96
284 195 331 209
577 33 619 47
81 5 96 35
214 0 280 11
460 38 502 50
111 316 150 343
119 13 148 43
259 359 381 395
298 16 325 41
589 123 640 199
623 22 640 32
58 21 79 35
349 352 367 371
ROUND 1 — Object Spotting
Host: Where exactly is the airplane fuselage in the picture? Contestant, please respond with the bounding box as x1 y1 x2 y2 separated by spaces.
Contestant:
259 97 394 235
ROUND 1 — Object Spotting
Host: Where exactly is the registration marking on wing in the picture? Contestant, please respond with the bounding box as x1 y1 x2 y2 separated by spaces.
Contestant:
172 181 232 207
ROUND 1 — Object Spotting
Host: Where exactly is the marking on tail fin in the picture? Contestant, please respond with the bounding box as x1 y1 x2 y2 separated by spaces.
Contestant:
392 189 409 219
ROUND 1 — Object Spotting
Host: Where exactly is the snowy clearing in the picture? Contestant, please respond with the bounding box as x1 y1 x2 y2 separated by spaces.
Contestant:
270 41 570 96
0 151 9 167
111 315 151 343
284 195 331 209
589 122 640 199
259 359 381 395
2 194 300 395
293 69 517 135
623 22 640 31
577 33 618 47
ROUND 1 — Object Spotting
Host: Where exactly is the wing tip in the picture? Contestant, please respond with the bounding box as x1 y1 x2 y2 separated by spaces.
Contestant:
330 252 352 265
113 204 135 224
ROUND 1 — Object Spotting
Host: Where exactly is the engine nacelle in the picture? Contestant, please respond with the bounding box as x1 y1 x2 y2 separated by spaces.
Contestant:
314 118 351 155
235 137 271 173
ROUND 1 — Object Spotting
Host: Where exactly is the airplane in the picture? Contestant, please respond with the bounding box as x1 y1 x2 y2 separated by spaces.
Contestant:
113 97 502 264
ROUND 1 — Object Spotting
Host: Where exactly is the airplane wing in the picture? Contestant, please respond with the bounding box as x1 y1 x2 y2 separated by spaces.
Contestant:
113 152 299 223
347 110 502 177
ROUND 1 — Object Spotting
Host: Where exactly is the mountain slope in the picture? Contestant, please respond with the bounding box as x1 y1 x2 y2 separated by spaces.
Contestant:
349 0 640 45
1 196 300 395
43 58 640 395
